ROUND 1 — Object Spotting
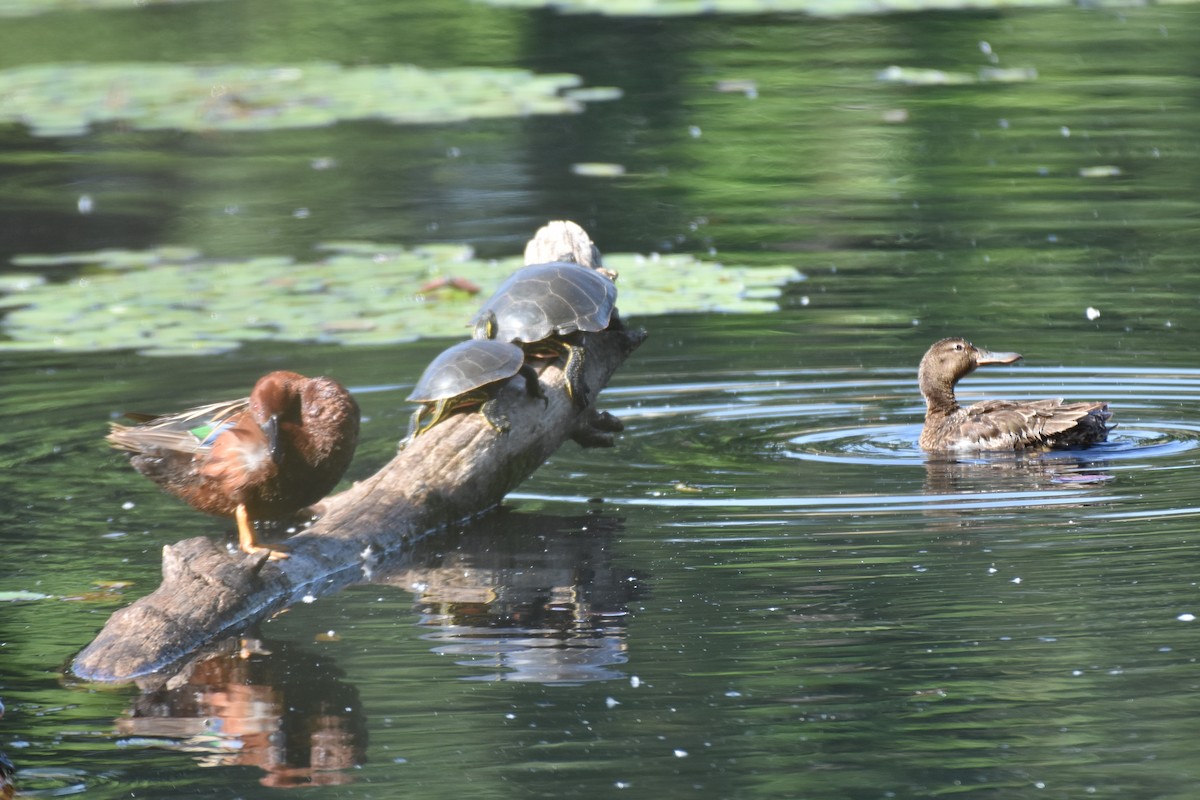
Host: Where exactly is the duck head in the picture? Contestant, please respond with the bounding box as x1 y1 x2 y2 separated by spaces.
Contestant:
919 337 1022 413
247 371 360 466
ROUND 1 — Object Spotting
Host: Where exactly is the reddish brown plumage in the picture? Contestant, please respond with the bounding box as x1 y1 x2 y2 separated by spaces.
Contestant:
108 371 360 555
918 338 1112 452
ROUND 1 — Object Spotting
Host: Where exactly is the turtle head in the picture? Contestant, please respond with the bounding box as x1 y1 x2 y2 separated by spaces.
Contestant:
473 310 499 341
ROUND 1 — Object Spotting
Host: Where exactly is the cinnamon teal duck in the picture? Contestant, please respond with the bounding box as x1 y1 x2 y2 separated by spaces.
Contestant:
107 371 360 558
918 338 1113 452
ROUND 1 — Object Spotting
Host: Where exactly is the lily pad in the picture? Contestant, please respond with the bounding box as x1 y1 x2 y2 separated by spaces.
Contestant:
0 243 800 355
0 62 610 138
876 65 1038 85
475 0 1195 15
0 0 214 16
0 590 51 602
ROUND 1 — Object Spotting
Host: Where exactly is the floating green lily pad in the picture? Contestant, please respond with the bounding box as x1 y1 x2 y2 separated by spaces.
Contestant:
0 590 51 602
0 243 800 355
474 0 1187 15
876 65 1038 85
0 0 213 16
0 62 606 137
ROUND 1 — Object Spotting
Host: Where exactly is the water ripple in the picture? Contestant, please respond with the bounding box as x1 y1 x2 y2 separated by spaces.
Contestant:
522 366 1200 523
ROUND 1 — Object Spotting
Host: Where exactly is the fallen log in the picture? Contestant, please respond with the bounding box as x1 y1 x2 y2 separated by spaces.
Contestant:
72 221 645 683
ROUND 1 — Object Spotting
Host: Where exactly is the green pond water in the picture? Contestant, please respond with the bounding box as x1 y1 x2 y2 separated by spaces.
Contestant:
3 1 1200 798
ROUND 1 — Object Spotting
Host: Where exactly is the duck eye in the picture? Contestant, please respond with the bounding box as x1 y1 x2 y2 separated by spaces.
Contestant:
954 343 964 351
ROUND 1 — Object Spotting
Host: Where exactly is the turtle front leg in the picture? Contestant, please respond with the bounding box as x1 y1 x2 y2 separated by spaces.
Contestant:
561 340 590 408
519 364 547 405
478 397 512 433
235 504 290 560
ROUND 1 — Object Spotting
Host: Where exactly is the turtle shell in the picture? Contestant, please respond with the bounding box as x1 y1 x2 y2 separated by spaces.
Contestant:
407 339 527 403
472 261 617 344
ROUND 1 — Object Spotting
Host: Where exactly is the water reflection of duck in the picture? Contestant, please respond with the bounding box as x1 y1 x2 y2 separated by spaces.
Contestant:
922 452 1115 497
107 371 360 559
918 338 1113 452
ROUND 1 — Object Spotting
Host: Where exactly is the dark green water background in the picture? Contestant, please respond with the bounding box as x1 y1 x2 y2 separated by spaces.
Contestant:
3 1 1200 798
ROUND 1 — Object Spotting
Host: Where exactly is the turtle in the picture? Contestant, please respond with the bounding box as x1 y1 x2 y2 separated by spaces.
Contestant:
406 339 544 439
471 261 618 407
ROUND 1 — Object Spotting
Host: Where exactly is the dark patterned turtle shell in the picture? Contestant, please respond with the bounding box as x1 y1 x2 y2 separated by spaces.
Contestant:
408 339 527 403
471 262 617 344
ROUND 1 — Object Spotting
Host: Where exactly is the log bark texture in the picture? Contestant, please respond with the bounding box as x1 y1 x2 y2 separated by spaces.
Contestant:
72 221 645 683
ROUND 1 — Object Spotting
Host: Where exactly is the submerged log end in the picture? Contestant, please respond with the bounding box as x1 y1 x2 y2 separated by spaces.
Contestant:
72 595 197 682
72 538 279 681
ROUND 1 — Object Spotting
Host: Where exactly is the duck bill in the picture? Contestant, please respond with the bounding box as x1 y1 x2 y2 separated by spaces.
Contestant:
975 348 1023 366
263 414 284 464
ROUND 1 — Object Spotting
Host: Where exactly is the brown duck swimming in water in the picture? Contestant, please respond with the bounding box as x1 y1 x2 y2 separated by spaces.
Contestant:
107 371 360 558
918 338 1113 452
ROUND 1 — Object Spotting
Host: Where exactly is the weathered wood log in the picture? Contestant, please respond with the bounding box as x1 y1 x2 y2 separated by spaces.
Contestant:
72 221 645 683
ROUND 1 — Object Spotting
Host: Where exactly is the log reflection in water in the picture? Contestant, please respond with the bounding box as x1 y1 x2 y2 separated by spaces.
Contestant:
378 508 645 683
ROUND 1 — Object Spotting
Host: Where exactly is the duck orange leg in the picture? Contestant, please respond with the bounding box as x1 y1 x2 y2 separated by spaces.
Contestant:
235 504 290 560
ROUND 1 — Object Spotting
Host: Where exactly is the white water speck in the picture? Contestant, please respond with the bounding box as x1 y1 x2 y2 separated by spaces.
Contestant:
615 781 631 789
302 594 316 604
674 749 688 758
121 501 136 510
1011 577 1022 584
1085 306 1101 320
688 125 702 138
1060 126 1071 137
630 676 641 688
77 194 94 214
1177 613 1196 622
606 697 620 709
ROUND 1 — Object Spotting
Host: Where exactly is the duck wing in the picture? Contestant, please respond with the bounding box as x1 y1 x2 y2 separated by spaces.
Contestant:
107 398 251 456
963 398 1112 449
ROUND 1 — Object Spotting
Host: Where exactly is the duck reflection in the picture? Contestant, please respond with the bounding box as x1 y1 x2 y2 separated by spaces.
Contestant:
0 750 11 800
115 636 366 788
922 450 1115 497
376 508 644 683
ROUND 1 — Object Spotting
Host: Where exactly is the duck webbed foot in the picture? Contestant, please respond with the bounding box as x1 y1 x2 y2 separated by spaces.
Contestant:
236 504 291 560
